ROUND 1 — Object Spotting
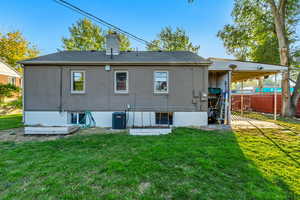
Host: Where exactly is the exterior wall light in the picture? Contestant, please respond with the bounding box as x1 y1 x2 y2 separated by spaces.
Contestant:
105 65 111 71
229 64 237 71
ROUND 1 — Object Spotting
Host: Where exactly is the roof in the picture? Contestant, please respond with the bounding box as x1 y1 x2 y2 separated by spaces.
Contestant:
19 51 211 65
0 61 21 78
208 57 288 82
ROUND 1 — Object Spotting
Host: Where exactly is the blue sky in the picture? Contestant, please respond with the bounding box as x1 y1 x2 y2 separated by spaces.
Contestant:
0 0 235 58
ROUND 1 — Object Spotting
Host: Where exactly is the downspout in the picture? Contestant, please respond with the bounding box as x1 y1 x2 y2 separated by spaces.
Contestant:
59 66 63 112
21 64 25 123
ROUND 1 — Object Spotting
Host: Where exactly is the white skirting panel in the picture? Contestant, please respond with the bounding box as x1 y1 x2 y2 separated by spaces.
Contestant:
24 111 68 126
173 112 208 127
24 111 208 127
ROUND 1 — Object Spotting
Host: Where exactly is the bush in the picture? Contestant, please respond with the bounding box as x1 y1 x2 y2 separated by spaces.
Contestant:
6 96 22 109
0 84 20 102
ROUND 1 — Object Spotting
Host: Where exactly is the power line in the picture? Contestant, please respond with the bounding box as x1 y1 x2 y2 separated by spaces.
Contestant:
53 0 151 46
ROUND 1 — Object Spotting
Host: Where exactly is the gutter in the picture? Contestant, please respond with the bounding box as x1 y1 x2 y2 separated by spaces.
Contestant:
18 61 212 66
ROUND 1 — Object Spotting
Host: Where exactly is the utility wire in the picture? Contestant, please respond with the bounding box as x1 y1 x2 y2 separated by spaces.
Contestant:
53 0 152 46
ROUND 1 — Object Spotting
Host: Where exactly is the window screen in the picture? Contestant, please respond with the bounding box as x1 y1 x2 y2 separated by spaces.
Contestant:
155 112 173 125
154 71 168 93
70 112 86 125
115 71 128 92
72 71 85 92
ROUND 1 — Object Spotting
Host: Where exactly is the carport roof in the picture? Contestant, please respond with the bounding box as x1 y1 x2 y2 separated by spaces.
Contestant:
208 58 288 82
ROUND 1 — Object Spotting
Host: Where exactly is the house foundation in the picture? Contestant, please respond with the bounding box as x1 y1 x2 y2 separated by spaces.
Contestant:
24 111 208 128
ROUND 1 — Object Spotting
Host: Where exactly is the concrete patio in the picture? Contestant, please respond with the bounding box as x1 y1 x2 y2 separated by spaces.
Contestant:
231 115 282 129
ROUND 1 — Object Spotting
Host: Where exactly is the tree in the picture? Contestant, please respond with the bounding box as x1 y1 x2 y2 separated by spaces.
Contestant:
147 27 200 53
216 0 300 117
0 31 39 70
266 0 300 117
62 18 132 51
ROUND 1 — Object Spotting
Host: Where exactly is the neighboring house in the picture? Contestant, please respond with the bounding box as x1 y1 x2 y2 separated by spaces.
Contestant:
0 60 22 102
0 61 21 87
19 34 211 127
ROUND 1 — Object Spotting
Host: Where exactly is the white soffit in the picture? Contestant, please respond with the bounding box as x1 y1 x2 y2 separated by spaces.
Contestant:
0 61 21 77
209 58 288 72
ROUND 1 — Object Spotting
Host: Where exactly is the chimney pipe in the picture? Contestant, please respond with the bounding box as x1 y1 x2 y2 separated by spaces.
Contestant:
106 32 120 56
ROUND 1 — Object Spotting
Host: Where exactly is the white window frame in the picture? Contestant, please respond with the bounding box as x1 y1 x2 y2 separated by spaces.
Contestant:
71 70 86 94
114 71 129 93
154 71 169 94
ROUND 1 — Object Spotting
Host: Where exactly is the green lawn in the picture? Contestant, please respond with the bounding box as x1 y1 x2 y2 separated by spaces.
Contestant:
0 114 23 130
1 127 299 199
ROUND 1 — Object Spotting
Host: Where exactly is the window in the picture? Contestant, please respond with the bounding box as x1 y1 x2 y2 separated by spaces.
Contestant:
115 71 128 93
155 112 173 125
8 77 16 86
71 71 85 93
70 112 86 125
154 71 168 93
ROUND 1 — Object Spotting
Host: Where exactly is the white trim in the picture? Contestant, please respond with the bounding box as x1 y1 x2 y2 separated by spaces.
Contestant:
114 71 129 94
70 70 86 94
153 71 169 94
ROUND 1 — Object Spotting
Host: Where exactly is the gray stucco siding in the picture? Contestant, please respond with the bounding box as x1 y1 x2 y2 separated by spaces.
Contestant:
24 65 208 112
24 66 61 111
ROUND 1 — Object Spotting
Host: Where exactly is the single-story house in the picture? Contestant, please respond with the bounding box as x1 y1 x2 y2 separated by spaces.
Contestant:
19 33 211 127
19 33 288 128
0 60 21 87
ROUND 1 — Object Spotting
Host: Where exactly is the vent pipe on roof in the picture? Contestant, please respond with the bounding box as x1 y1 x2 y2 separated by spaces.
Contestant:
106 32 120 56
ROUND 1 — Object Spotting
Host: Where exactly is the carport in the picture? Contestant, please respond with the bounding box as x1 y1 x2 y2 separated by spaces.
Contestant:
208 58 288 125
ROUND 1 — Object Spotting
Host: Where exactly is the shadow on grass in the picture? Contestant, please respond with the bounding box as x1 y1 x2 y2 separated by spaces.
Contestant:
0 127 298 199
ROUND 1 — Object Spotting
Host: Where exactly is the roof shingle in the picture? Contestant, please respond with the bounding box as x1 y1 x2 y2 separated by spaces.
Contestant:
19 50 210 65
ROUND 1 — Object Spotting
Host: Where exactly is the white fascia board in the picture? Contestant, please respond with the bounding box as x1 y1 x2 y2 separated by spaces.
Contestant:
209 59 288 72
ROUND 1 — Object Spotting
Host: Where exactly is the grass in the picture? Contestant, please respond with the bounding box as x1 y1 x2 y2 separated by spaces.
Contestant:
235 112 300 199
0 114 23 130
0 127 299 199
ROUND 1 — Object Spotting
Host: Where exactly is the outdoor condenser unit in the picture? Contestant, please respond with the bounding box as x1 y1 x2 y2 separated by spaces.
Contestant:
112 112 126 129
